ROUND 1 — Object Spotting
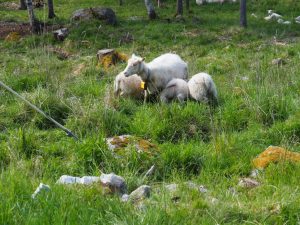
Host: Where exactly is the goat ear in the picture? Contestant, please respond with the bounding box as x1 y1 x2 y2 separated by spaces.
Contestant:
141 57 145 62
132 53 136 58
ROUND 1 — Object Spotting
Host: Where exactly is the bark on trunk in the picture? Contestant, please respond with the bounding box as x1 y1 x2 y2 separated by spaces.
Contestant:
144 0 157 19
26 0 42 34
176 0 183 16
157 0 161 8
186 0 189 12
48 0 56 18
240 0 247 27
19 0 27 9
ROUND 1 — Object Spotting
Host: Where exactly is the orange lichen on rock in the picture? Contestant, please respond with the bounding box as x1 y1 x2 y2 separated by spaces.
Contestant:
97 49 128 70
106 135 159 157
253 146 300 169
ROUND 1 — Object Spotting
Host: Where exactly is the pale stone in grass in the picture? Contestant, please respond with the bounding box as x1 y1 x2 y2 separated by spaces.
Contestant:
238 178 260 188
100 173 127 194
129 185 151 203
56 175 100 185
53 28 69 41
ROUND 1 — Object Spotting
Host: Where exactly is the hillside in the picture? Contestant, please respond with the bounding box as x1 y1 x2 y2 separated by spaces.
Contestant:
1 0 300 224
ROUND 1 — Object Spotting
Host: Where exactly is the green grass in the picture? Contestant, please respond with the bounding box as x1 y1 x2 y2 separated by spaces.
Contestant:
1 0 300 224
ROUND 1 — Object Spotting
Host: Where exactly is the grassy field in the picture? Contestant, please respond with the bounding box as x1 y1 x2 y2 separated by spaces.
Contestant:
1 0 300 224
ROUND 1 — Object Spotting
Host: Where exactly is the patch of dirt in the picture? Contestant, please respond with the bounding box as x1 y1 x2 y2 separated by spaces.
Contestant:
0 1 45 10
0 22 31 38
0 21 63 39
0 2 19 10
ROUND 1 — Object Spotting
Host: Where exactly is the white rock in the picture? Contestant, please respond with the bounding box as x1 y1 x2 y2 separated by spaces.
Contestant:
100 173 127 194
165 183 178 192
121 194 130 202
56 175 81 184
277 19 291 25
31 183 50 199
56 175 100 185
295 16 300 23
250 169 260 178
80 176 101 185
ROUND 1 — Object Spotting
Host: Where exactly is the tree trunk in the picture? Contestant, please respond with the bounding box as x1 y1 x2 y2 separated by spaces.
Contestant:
48 0 56 18
176 0 183 16
240 0 247 27
157 0 161 8
186 0 189 12
26 0 41 34
19 0 27 9
119 0 123 6
144 0 157 19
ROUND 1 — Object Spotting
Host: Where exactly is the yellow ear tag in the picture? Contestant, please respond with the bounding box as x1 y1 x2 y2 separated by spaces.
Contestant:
141 82 145 89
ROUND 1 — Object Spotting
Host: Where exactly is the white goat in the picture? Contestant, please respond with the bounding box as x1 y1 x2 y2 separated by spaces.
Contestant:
123 53 188 95
160 79 189 103
114 72 144 99
188 73 218 103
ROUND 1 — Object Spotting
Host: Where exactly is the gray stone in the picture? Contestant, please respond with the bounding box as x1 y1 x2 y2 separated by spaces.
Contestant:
185 181 208 193
91 7 117 25
238 178 260 188
71 9 93 21
165 183 178 193
100 173 127 194
71 7 117 25
129 185 151 203
53 28 69 41
121 194 130 202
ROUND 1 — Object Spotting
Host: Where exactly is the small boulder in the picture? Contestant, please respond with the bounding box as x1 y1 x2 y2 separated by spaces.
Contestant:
100 173 127 195
53 28 69 41
238 178 260 188
129 185 151 203
71 7 117 25
185 181 208 193
253 146 300 169
56 175 100 185
71 8 93 21
165 183 178 193
90 7 117 25
96 49 128 70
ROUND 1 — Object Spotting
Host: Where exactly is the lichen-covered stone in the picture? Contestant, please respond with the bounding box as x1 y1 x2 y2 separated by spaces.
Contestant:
253 146 300 169
105 135 159 157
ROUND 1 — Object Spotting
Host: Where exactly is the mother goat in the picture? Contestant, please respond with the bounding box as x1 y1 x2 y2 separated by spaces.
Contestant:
123 53 188 96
